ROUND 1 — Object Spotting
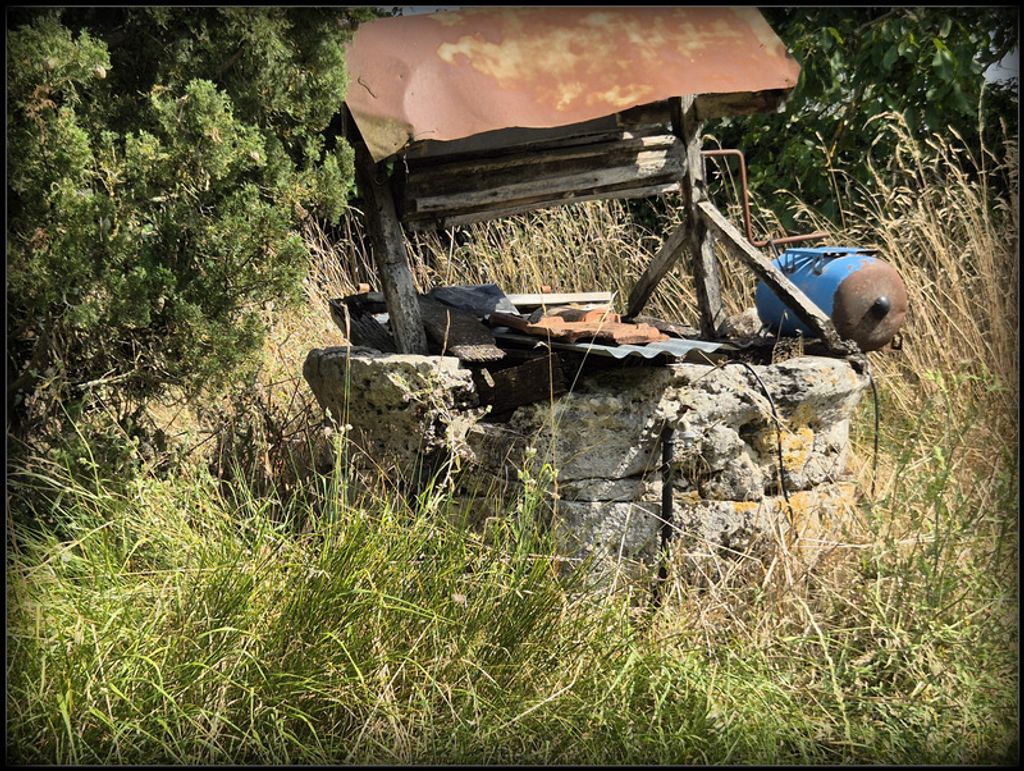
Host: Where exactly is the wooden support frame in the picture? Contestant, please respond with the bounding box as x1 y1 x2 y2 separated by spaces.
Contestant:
697 200 856 355
350 136 428 355
625 220 689 320
677 96 725 338
625 96 724 339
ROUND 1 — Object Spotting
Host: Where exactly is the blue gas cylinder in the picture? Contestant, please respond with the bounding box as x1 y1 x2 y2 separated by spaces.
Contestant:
754 246 908 352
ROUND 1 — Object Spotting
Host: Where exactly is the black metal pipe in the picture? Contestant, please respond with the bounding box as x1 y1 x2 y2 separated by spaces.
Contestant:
660 423 675 551
653 423 675 606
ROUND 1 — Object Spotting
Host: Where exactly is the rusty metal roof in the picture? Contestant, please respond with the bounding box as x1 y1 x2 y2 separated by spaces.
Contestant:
345 7 800 161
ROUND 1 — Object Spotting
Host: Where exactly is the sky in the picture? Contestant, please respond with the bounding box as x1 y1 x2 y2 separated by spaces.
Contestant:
985 47 1019 85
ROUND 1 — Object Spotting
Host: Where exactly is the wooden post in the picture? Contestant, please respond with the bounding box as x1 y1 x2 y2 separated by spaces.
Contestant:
677 96 725 339
697 200 857 355
352 141 428 355
624 97 724 336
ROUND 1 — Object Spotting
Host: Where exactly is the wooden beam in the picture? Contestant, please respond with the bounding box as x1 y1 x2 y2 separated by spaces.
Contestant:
694 89 792 121
400 135 685 224
625 220 689 319
404 181 681 231
417 296 505 362
623 96 724 332
352 142 429 355
506 291 613 308
679 95 725 338
697 200 857 355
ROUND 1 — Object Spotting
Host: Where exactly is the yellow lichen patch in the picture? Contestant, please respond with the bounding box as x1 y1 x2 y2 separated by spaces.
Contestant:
732 500 759 514
779 425 815 471
788 402 817 426
752 423 815 471
781 483 859 543
677 490 702 505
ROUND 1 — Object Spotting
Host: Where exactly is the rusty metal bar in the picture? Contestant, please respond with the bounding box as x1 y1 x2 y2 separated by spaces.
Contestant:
700 149 829 250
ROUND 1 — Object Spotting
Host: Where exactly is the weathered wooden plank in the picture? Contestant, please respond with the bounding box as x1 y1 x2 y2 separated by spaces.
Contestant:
352 141 428 355
625 220 690 320
697 200 856 354
680 95 726 339
404 115 623 164
506 291 613 308
402 181 682 231
408 145 684 214
694 89 791 121
473 354 568 417
404 134 679 197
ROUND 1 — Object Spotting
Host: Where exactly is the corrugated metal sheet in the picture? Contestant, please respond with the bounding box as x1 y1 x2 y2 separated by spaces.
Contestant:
346 7 800 160
492 329 734 363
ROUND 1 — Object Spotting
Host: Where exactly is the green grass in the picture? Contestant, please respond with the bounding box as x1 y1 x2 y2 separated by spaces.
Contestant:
6 400 1017 764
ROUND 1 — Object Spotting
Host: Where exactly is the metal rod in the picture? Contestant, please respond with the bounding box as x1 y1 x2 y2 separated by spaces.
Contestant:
700 148 830 249
652 423 675 608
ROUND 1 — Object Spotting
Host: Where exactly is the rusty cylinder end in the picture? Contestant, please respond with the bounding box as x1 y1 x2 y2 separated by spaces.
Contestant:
832 260 909 352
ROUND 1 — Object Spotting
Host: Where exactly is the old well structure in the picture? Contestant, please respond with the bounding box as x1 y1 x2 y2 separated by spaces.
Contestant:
304 8 873 573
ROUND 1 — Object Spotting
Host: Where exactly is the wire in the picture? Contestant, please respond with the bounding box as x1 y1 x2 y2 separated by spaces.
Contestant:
866 363 880 500
726 360 793 520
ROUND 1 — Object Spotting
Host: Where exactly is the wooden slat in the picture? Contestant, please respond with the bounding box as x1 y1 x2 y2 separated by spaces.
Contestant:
404 181 682 231
403 115 624 164
404 133 678 198
506 291 613 308
403 105 672 165
697 200 857 354
352 141 428 355
406 142 684 215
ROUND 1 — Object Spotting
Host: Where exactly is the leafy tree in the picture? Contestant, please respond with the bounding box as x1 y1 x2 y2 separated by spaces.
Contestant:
712 7 1018 229
6 8 374 437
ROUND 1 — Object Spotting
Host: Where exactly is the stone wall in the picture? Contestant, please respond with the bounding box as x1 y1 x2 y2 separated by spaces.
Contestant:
304 347 868 573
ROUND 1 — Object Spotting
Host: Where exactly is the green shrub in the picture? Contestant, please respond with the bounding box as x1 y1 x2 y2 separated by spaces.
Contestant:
6 8 373 435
